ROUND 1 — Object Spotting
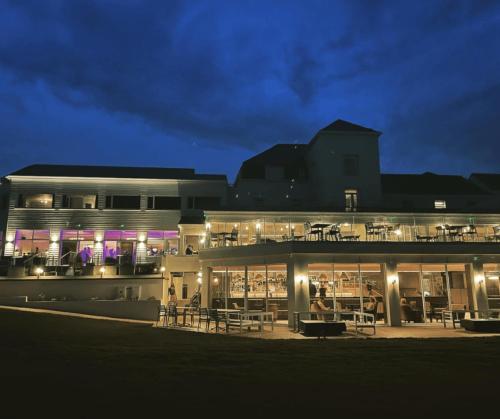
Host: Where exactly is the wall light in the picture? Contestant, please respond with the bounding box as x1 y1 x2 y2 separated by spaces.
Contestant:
256 223 261 230
205 222 211 230
214 277 219 285
395 229 402 236
296 274 306 285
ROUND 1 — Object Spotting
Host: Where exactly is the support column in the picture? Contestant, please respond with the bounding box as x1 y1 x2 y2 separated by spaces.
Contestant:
287 257 310 328
201 265 211 308
244 266 249 311
467 261 489 317
384 261 401 326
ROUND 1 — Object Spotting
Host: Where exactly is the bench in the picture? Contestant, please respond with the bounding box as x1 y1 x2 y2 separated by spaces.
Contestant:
299 320 346 339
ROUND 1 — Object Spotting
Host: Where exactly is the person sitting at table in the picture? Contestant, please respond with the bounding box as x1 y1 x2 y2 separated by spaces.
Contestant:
185 244 196 255
310 296 333 320
364 296 378 321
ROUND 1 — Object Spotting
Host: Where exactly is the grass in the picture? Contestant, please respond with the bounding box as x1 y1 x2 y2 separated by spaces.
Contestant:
1 308 499 417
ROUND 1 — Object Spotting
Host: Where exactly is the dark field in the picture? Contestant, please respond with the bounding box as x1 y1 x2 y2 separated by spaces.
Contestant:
1 308 499 418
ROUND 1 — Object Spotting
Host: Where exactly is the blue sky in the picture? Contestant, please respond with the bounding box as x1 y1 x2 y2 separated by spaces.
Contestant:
1 0 500 182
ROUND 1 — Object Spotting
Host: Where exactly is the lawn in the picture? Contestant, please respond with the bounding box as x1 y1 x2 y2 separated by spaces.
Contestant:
1 308 498 418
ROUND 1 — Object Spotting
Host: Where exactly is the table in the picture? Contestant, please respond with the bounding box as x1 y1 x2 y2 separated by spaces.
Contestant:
176 306 198 326
311 223 331 241
227 311 274 333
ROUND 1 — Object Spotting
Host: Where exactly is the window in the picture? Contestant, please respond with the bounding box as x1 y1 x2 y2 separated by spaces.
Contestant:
434 200 447 209
187 196 221 210
147 196 181 210
62 194 97 209
105 195 141 209
343 155 359 176
17 194 54 209
345 189 358 212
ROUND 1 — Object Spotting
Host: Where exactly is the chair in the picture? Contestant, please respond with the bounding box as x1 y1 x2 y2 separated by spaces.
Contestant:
209 233 219 247
224 229 238 246
197 307 210 331
157 304 167 327
325 226 340 241
166 302 178 327
461 225 477 241
365 222 379 241
304 222 322 241
400 303 422 323
209 309 227 333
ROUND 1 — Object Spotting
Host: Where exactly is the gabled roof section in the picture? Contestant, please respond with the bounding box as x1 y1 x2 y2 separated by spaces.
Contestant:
381 173 488 195
237 144 308 181
469 173 500 193
7 164 226 181
320 119 380 134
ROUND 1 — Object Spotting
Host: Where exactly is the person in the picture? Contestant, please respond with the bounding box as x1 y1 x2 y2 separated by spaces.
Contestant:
185 244 194 255
309 281 317 298
319 281 327 298
364 296 378 321
310 296 333 320
168 278 177 304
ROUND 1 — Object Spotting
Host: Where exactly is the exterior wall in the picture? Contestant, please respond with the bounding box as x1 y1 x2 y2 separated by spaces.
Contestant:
382 193 489 211
0 277 162 301
306 131 382 209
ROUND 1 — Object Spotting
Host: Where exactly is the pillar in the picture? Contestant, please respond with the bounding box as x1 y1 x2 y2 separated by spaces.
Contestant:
47 230 61 267
201 265 211 308
244 266 249 311
384 261 401 326
467 261 489 317
287 257 310 328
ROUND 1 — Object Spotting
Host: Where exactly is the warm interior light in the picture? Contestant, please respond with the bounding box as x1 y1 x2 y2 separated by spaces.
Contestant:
256 223 261 229
214 277 219 284
160 266 166 272
395 229 402 236
487 275 499 280
35 267 43 275
206 222 211 230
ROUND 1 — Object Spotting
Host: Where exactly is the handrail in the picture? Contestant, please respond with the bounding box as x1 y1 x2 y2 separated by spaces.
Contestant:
59 250 76 264
22 252 45 265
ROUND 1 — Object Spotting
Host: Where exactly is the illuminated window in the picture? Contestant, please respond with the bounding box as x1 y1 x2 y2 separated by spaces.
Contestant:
345 189 358 212
434 200 447 209
17 194 54 208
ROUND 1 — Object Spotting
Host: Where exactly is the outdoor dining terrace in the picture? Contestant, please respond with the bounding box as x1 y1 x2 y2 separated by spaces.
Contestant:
201 215 500 248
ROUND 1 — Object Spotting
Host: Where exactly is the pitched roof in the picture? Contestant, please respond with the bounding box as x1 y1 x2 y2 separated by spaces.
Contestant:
237 144 308 180
381 173 488 195
320 119 380 134
7 164 226 181
469 173 500 192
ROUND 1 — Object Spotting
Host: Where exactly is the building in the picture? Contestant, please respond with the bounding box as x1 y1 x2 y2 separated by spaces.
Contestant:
1 119 499 327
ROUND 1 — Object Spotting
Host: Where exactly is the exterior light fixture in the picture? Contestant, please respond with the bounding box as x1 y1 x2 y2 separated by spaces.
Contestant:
256 223 261 229
214 277 219 284
35 267 43 279
50 235 59 243
205 222 211 230
160 266 166 278
197 271 202 284
395 229 402 236
99 266 106 278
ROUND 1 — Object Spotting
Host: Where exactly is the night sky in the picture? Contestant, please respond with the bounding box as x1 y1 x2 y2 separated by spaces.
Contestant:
1 0 500 182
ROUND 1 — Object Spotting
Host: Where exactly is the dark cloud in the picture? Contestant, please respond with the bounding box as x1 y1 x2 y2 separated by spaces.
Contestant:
0 0 500 180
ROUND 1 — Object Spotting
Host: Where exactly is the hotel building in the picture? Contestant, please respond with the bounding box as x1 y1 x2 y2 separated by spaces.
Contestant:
1 119 500 327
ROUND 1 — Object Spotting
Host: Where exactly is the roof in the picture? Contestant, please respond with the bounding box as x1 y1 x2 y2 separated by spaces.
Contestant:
178 215 205 225
469 173 500 192
7 164 226 181
237 144 308 180
320 119 380 134
381 173 488 195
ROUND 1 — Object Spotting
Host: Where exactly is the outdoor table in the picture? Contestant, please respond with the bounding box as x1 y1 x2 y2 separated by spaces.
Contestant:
176 306 198 326
227 311 274 333
311 223 331 241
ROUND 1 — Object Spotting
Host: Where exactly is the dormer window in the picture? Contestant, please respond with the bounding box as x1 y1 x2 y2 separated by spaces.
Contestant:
345 189 358 212
434 200 447 209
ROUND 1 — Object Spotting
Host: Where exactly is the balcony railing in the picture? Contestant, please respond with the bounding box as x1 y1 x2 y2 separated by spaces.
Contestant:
202 222 500 248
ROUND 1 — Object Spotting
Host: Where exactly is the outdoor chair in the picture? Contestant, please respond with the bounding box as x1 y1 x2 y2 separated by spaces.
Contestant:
325 226 341 241
462 225 478 241
209 309 227 333
365 222 379 241
224 230 238 246
197 307 210 331
166 302 178 327
304 222 322 241
157 304 167 327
